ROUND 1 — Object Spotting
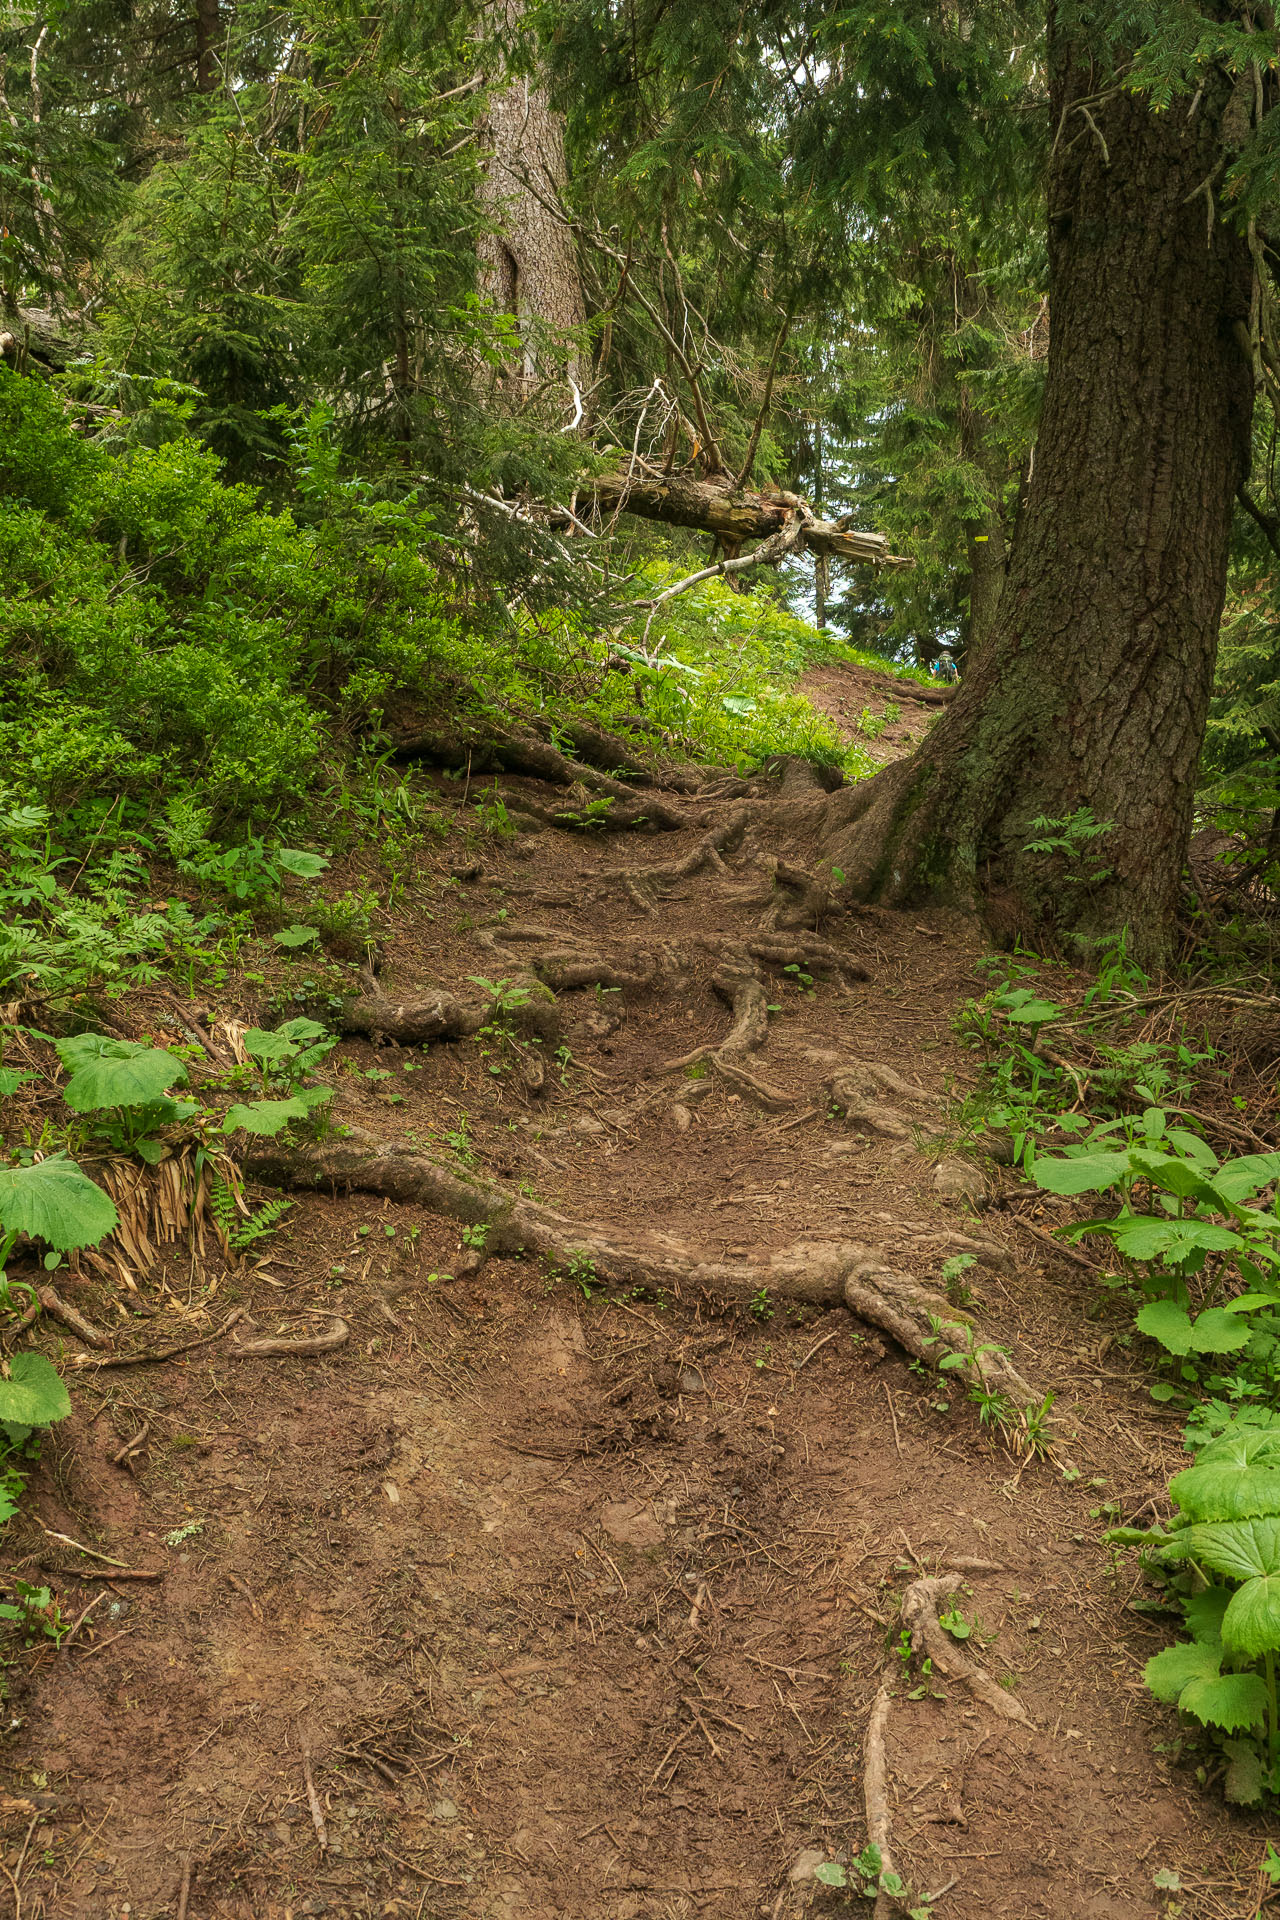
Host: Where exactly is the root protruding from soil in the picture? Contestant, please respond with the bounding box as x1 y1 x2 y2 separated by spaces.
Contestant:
245 1132 1039 1405
901 1573 1032 1724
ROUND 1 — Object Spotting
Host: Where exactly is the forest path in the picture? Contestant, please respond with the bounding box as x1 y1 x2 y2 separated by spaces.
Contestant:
2 657 1265 1920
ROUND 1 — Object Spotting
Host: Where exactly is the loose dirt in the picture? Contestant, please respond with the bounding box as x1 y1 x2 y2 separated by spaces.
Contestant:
0 661 1270 1920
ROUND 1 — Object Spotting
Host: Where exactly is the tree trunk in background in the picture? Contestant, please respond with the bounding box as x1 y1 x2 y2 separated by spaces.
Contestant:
194 0 219 93
477 0 585 403
818 34 1254 967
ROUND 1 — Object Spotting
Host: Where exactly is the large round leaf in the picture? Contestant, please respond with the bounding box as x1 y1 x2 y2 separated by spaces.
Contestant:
59 1037 187 1114
1175 1517 1280 1583
0 1352 71 1428
0 1156 118 1250
1144 1640 1220 1702
1171 1460 1280 1523
1221 1574 1280 1659
1179 1670 1270 1731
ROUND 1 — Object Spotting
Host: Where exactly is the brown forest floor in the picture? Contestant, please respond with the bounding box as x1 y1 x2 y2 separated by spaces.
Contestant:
0 661 1273 1920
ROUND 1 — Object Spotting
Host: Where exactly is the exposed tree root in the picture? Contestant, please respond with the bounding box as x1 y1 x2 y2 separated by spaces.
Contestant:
393 725 690 829
339 969 561 1048
901 1574 1032 1724
663 963 798 1111
826 1062 943 1140
863 1667 900 1920
243 1131 1039 1406
601 808 750 910
229 1312 351 1359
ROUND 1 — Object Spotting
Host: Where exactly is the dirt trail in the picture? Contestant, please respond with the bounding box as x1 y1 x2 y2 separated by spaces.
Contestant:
0 660 1268 1920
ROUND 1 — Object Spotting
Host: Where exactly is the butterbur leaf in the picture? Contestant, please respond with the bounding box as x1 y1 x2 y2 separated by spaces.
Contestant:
1114 1217 1239 1261
812 1864 848 1887
1144 1640 1220 1702
1221 1575 1280 1659
1212 1153 1280 1202
277 1018 328 1045
242 1027 292 1062
276 848 329 878
1152 1868 1181 1892
59 1037 187 1114
1135 1301 1195 1355
0 1156 118 1250
1031 1151 1132 1195
273 925 319 948
1179 1670 1270 1731
1001 997 1061 1024
0 1353 71 1429
222 1097 310 1137
1183 1586 1231 1644
1172 1517 1280 1582
1184 1309 1253 1355
1170 1461 1280 1522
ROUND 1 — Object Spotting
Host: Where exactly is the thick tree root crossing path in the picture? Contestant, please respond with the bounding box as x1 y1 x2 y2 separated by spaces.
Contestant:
1 664 1270 1919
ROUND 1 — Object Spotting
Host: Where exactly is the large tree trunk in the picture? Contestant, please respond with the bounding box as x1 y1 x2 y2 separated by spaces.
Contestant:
477 0 585 402
818 34 1255 967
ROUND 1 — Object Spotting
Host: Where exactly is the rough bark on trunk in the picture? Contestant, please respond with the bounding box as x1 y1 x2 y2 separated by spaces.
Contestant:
477 0 585 400
816 38 1255 967
194 0 219 93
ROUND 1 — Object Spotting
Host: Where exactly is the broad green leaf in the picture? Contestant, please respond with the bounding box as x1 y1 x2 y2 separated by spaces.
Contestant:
1135 1300 1195 1355
0 1069 32 1096
1032 1151 1132 1196
1144 1640 1220 1702
277 848 329 878
812 1864 848 1888
242 1027 293 1062
1183 1586 1231 1644
59 1037 187 1114
273 924 320 948
1002 998 1061 1025
1171 1461 1280 1522
277 1018 328 1044
0 1352 71 1429
1172 1517 1280 1582
721 695 757 715
1212 1153 1280 1203
1179 1670 1270 1731
1165 1129 1219 1170
1114 1217 1239 1261
1221 1574 1280 1658
222 1096 310 1137
0 1156 118 1250
1184 1309 1253 1355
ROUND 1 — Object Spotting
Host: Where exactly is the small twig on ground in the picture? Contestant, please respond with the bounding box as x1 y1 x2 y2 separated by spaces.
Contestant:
883 1381 903 1458
176 1854 192 1920
300 1732 328 1853
795 1328 842 1371
111 1421 150 1467
58 1589 109 1654
73 1309 245 1369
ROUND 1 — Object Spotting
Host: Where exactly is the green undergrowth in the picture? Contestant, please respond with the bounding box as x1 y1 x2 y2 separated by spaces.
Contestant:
0 368 901 840
954 947 1280 1806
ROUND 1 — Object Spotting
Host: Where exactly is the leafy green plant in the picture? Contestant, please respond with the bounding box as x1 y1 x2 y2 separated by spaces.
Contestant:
56 1033 195 1162
1023 807 1114 887
0 1582 67 1646
1110 1408 1280 1802
813 1844 933 1915
241 1016 337 1094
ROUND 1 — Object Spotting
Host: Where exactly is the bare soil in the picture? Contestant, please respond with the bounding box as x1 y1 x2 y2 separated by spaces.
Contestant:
0 661 1271 1920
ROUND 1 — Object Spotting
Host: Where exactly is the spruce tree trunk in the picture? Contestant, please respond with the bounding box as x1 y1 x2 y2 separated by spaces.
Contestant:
820 39 1254 966
477 0 585 402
